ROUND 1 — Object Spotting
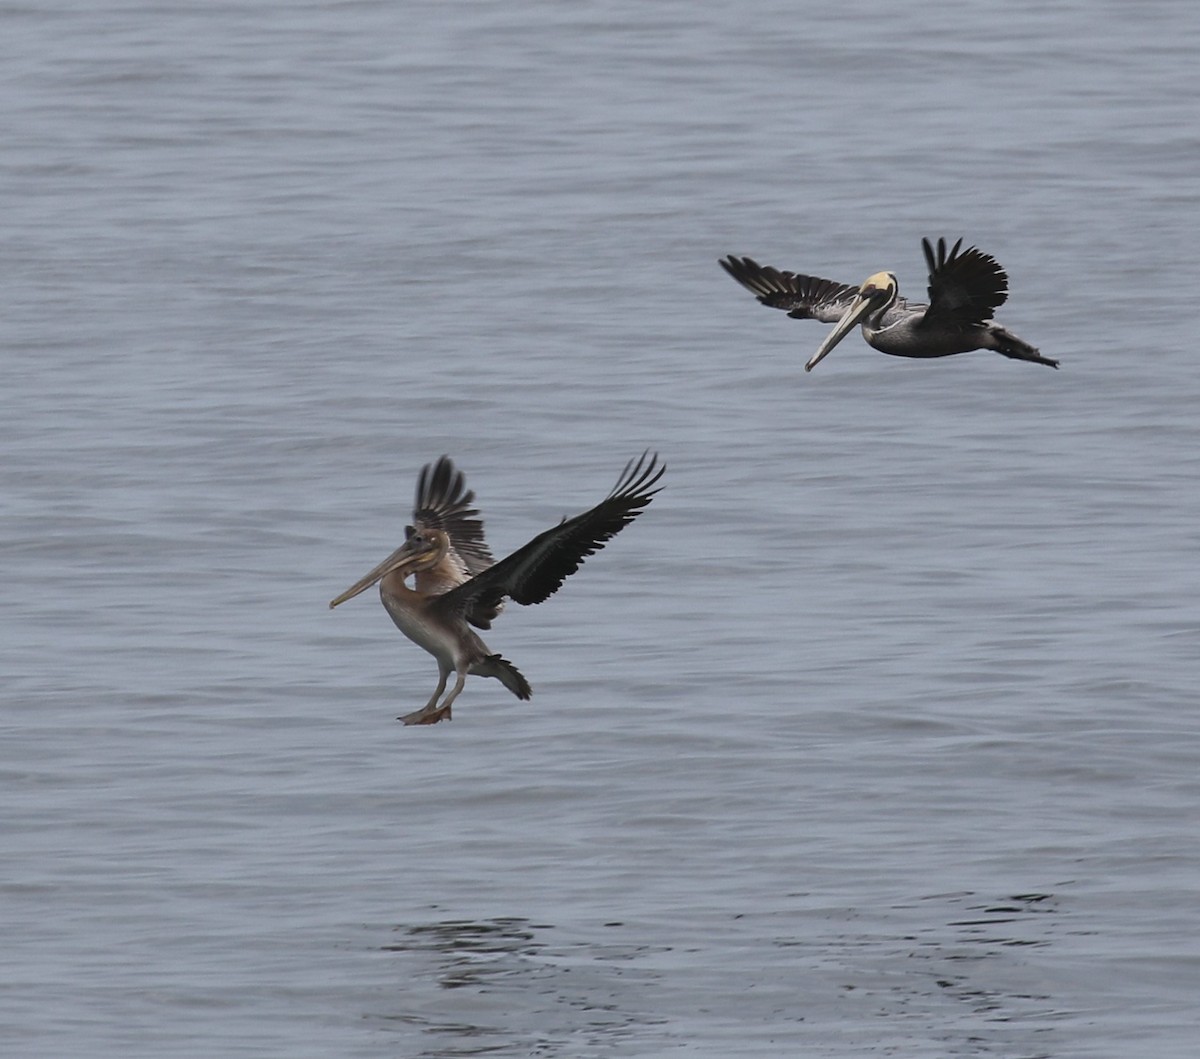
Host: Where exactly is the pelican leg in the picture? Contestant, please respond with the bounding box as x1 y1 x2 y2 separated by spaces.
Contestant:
422 663 449 711
400 666 467 726
398 661 450 726
437 667 469 719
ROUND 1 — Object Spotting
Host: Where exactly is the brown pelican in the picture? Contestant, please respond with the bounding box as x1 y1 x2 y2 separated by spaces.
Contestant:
329 453 664 725
719 238 1057 371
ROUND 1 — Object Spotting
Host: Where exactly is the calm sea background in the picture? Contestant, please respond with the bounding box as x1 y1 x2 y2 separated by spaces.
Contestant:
4 1 1199 1056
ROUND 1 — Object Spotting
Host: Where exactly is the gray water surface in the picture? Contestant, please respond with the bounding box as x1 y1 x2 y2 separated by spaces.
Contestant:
4 1 1199 1055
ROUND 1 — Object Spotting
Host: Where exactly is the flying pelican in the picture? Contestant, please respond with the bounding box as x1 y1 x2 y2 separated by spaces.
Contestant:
719 238 1057 371
329 453 664 725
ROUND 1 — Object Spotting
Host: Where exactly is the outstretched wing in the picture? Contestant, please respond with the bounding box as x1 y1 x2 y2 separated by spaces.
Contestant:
719 255 859 323
409 455 496 579
431 452 664 622
922 237 1008 330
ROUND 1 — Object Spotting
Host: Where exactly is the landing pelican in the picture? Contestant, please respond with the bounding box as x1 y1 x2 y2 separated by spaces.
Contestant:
720 238 1057 371
330 453 664 725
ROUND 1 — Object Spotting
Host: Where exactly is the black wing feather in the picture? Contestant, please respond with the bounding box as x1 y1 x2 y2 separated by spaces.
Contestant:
409 455 495 577
432 452 664 621
719 255 859 323
922 237 1008 330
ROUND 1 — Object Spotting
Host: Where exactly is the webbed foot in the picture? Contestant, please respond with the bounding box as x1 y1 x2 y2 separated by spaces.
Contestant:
397 703 452 726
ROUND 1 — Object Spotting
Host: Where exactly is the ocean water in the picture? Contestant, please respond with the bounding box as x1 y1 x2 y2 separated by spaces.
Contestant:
3 1 1199 1055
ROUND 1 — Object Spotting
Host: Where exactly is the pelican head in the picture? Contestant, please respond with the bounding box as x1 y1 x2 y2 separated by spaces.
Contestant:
328 528 449 608
805 271 898 372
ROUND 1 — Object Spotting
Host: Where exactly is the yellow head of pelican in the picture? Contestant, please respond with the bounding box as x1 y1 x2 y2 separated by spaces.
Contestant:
805 271 898 372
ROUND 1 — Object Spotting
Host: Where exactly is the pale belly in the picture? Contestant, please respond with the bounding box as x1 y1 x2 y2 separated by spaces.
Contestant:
381 589 489 667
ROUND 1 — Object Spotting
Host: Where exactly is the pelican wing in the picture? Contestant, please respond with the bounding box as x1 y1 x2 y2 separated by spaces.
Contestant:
922 237 1008 330
409 455 496 578
431 452 664 622
719 256 859 323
